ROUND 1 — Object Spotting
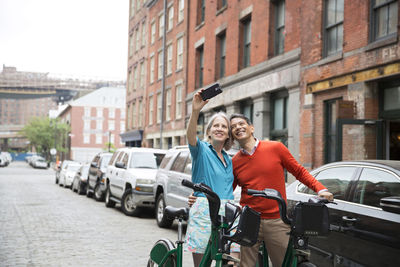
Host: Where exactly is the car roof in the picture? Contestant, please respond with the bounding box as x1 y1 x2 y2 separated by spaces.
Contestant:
313 160 400 174
116 147 167 153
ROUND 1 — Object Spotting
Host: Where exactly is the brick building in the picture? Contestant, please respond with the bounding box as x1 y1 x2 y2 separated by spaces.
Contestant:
57 87 126 163
144 0 187 149
299 0 400 168
126 0 400 177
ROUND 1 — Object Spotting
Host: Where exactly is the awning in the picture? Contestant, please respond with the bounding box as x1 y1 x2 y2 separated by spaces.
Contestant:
120 130 143 142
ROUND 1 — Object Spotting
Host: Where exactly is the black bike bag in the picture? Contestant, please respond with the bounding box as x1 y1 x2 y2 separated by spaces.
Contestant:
292 202 330 236
229 205 261 247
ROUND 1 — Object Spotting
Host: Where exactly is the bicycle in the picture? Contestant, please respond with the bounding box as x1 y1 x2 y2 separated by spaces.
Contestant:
247 188 334 267
147 180 261 267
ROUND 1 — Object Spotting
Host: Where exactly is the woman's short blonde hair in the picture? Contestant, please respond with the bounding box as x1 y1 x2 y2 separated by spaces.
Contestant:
204 112 233 151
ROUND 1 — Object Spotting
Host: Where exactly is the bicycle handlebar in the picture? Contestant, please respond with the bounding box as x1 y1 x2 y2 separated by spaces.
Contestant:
182 180 221 227
247 188 292 225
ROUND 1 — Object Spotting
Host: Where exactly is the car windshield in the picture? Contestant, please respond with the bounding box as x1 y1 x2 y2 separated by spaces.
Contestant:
67 164 81 171
129 152 158 169
101 155 112 168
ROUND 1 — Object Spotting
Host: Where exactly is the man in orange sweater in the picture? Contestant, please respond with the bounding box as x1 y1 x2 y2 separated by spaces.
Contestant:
230 114 333 267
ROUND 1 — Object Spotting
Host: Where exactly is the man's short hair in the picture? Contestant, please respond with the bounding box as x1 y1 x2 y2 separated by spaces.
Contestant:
229 113 253 125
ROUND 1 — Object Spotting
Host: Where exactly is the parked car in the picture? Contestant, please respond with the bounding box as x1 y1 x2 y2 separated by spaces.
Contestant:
86 152 113 201
0 153 10 167
59 162 81 188
28 155 45 167
72 163 90 195
56 160 74 184
104 147 166 217
286 160 400 267
31 158 48 169
153 145 241 228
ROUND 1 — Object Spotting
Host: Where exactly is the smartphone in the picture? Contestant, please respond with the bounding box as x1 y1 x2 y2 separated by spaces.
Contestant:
200 83 223 101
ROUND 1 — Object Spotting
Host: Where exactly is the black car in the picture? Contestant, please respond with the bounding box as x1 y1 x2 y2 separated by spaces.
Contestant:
286 160 400 267
87 152 113 201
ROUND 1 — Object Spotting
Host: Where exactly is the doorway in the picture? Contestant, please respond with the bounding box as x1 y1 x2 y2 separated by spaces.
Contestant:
388 121 400 160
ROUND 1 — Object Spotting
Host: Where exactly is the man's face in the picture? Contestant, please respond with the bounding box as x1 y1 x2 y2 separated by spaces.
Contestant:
230 117 254 141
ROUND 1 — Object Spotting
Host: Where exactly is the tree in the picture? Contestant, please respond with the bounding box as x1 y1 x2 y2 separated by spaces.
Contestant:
20 117 70 160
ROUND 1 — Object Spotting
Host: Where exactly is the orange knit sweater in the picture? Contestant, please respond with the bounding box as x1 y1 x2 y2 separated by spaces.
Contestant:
232 140 326 219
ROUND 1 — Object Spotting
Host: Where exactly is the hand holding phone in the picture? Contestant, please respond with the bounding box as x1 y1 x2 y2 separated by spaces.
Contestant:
200 83 223 101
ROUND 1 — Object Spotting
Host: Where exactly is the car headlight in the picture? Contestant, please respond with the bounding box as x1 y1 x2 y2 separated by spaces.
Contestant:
135 179 154 192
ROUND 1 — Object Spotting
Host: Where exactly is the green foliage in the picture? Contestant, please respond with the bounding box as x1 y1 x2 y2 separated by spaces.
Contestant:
103 142 116 153
20 117 70 160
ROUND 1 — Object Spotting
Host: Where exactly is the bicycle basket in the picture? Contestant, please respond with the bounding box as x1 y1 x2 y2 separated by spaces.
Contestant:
292 202 330 236
229 205 260 247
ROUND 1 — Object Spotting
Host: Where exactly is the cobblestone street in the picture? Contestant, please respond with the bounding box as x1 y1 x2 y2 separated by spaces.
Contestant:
0 161 193 266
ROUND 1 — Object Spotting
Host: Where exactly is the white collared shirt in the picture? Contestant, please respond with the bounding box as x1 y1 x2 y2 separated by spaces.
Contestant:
240 138 259 156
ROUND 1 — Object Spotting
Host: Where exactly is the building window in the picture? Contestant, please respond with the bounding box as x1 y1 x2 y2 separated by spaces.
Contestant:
270 91 288 146
167 44 173 75
136 0 141 12
240 100 254 124
157 93 162 123
133 66 138 90
176 84 182 119
135 27 140 51
138 100 143 127
84 107 91 117
324 0 343 57
324 99 340 163
96 134 102 144
141 21 146 47
178 0 184 22
96 108 103 118
216 32 226 79
239 17 251 69
150 55 155 83
83 133 90 144
168 5 174 31
109 108 115 118
129 34 134 57
151 22 156 44
132 102 136 128
120 121 125 132
166 88 172 121
140 61 145 88
108 120 115 131
371 0 398 42
128 70 133 92
149 95 154 125
177 37 183 70
121 109 126 119
158 51 163 80
197 0 205 25
274 0 285 56
130 0 135 18
196 45 204 88
159 13 164 38
84 120 90 130
96 119 102 130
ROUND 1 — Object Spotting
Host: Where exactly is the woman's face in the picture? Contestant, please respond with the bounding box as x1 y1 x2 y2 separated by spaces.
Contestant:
208 116 229 143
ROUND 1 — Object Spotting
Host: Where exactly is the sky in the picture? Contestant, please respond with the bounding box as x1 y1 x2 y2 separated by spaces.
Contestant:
0 0 129 81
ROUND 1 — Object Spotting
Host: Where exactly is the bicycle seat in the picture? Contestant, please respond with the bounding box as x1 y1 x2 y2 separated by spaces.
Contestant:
165 206 189 220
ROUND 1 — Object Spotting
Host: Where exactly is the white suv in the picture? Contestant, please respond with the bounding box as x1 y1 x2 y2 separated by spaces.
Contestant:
104 147 166 216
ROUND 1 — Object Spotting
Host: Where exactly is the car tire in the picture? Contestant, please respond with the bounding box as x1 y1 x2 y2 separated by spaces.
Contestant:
155 193 173 228
86 183 93 198
94 183 104 202
105 185 115 208
77 181 84 195
121 188 140 216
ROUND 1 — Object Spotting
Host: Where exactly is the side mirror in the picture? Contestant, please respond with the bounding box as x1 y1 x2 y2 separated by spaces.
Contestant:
115 162 126 169
380 196 400 214
91 162 98 168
